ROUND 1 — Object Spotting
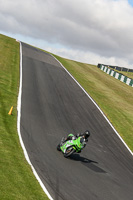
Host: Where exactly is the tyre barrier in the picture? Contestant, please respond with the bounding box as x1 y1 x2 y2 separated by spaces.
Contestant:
97 64 133 87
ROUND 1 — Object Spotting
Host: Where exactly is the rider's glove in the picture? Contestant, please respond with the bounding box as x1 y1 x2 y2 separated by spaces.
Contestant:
72 136 76 140
76 133 80 137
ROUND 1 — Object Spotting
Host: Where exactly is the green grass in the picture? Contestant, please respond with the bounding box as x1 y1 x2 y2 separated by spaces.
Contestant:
52 55 133 152
0 34 49 200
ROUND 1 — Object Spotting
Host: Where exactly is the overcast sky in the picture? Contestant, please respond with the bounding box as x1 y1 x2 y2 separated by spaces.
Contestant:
0 0 133 68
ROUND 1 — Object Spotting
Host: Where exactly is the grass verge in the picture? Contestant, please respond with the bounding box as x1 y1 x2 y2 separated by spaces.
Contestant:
0 34 49 200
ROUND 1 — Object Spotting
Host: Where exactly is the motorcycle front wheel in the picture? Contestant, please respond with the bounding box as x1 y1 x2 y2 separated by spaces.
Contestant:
57 144 61 151
64 146 75 158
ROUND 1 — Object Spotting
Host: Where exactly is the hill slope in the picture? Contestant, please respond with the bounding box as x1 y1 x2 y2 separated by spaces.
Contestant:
0 33 132 199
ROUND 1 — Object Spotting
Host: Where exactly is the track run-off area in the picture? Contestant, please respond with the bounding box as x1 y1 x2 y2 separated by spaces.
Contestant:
18 43 133 200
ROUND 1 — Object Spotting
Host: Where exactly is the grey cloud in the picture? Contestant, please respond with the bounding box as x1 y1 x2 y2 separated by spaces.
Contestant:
0 0 133 67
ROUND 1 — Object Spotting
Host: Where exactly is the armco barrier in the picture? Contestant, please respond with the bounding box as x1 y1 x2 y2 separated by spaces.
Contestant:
98 64 133 87
97 63 133 72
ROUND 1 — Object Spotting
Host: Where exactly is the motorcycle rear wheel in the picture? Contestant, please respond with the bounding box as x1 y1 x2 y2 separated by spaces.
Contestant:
64 146 75 158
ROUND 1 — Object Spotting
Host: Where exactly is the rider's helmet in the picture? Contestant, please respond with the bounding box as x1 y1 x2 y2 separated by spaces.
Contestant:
83 130 90 139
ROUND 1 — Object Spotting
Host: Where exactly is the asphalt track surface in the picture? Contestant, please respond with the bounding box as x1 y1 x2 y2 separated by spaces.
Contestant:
20 43 133 200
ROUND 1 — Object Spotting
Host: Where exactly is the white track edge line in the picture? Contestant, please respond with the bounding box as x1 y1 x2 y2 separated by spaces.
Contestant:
17 42 54 200
52 55 133 156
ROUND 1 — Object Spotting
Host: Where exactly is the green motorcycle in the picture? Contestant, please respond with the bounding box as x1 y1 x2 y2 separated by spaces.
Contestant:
57 134 86 158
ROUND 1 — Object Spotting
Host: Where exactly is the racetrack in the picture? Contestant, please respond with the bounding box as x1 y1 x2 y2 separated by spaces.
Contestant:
20 43 133 200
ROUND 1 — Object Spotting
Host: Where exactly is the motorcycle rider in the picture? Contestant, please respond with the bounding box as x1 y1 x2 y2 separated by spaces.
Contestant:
57 130 90 154
64 130 90 146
